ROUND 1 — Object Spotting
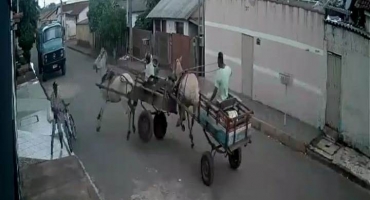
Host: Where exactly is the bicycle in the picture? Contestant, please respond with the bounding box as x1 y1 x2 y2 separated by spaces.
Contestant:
62 100 77 152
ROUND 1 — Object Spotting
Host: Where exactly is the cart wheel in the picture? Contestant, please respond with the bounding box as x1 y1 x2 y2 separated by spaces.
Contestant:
228 148 242 170
138 110 153 143
201 151 214 186
153 112 167 140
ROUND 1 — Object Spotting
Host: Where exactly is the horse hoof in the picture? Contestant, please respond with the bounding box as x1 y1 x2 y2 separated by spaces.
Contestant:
96 127 101 132
181 125 185 131
191 144 194 149
133 127 136 133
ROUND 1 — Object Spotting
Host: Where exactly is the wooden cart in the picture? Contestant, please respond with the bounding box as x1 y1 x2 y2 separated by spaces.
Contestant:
96 66 254 186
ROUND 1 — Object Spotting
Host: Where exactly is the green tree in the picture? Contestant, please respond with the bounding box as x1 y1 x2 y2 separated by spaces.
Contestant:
13 0 40 63
88 0 127 53
135 0 160 30
87 0 107 33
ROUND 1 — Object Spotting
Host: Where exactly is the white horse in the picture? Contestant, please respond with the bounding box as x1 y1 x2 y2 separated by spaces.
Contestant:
93 48 137 140
172 56 200 148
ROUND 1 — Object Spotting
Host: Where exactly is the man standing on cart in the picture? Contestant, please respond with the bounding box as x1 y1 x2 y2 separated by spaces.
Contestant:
209 51 232 104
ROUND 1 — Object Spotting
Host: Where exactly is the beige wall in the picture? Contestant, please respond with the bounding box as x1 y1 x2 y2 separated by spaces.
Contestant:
326 23 370 156
205 0 326 128
76 24 94 47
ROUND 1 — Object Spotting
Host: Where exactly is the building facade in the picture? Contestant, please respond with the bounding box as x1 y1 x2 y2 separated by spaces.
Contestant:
205 0 326 129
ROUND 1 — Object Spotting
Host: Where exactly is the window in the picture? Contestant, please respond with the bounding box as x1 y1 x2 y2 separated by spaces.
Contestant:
43 26 63 42
175 22 184 35
155 20 161 32
161 20 166 32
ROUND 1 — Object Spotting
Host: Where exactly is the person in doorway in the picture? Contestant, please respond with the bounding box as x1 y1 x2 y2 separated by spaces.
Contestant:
50 82 66 155
209 51 232 103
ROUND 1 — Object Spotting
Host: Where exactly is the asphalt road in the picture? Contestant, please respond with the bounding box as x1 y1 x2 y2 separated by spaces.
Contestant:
31 48 370 200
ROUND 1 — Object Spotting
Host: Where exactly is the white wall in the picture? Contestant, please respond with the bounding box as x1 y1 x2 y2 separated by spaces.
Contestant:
205 0 326 128
77 6 88 23
65 16 76 39
325 23 370 156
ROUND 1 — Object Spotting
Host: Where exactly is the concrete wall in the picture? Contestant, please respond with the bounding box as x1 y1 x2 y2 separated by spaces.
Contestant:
76 24 94 47
205 0 326 128
77 6 88 23
325 24 370 156
65 16 77 39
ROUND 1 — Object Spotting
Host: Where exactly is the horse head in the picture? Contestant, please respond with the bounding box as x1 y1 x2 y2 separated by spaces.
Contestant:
173 56 183 80
93 48 107 73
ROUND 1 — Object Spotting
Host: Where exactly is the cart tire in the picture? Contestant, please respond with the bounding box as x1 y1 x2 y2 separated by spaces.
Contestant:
138 110 153 143
201 151 214 186
228 148 242 170
153 112 167 140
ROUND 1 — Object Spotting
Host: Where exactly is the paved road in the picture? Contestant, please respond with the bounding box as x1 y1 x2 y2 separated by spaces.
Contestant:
31 48 370 200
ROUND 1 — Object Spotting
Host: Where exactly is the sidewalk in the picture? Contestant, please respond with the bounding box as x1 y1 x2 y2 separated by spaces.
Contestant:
21 155 102 200
67 41 370 189
17 65 103 199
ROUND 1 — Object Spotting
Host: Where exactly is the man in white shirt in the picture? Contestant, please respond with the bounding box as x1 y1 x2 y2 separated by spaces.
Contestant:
209 52 232 103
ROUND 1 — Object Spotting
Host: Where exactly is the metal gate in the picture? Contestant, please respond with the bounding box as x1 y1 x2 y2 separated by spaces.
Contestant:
325 52 342 130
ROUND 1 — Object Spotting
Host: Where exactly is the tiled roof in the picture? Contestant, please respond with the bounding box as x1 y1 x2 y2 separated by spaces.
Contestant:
355 0 370 11
325 19 370 39
62 1 89 16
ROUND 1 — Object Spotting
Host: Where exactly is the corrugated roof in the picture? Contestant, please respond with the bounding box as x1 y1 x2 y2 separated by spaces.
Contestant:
147 0 202 20
62 1 89 16
118 0 146 13
355 0 370 11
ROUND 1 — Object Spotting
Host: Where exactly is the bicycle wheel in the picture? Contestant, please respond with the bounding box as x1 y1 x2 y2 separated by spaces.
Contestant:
68 113 77 140
64 121 73 152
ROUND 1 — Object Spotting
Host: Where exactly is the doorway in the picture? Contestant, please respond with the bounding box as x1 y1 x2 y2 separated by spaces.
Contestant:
325 52 342 130
241 34 254 98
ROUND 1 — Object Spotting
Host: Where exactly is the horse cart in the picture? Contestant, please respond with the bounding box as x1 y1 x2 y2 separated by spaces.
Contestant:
96 64 254 186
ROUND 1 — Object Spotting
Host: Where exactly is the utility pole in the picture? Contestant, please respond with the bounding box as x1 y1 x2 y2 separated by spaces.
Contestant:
128 0 133 57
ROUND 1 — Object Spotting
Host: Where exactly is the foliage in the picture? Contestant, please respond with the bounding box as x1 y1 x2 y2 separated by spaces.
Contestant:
135 0 160 30
87 0 107 33
88 0 127 53
135 10 152 30
13 0 40 63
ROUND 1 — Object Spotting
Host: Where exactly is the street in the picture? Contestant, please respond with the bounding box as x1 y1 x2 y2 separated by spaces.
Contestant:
31 48 370 200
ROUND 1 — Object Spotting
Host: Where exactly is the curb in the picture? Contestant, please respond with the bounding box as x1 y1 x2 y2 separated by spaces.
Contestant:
251 117 307 153
306 147 370 190
67 45 93 57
